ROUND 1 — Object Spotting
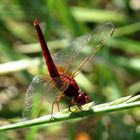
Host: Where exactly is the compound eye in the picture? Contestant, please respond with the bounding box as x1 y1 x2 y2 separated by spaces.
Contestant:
76 91 90 105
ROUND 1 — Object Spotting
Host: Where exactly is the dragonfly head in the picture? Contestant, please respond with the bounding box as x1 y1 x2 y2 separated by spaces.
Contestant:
75 90 90 105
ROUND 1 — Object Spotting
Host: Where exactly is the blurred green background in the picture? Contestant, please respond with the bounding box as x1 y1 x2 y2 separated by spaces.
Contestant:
0 0 140 139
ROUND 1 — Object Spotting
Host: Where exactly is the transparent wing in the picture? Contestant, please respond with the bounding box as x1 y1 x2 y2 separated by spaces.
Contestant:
22 75 68 120
53 22 114 75
53 33 91 73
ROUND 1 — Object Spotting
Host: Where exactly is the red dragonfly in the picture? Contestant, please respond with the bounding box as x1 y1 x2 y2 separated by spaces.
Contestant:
22 19 114 120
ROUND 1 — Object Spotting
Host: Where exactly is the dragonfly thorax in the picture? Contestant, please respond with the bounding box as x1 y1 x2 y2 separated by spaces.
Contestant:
58 74 80 98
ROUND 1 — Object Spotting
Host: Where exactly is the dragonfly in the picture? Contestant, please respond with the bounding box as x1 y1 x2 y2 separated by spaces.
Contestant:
22 19 114 120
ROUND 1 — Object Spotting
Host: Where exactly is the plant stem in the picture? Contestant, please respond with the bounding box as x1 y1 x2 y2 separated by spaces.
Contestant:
0 95 140 131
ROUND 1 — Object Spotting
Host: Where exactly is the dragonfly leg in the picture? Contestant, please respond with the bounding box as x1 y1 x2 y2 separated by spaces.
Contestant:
68 97 75 112
68 99 83 117
51 101 58 115
69 104 83 117
68 102 72 112
51 93 65 118
77 104 83 110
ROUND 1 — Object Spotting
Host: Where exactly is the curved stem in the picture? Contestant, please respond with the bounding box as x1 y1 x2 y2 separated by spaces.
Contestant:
0 95 140 131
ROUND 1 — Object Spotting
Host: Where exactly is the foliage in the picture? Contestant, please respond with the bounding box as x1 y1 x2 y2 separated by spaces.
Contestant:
0 0 140 139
